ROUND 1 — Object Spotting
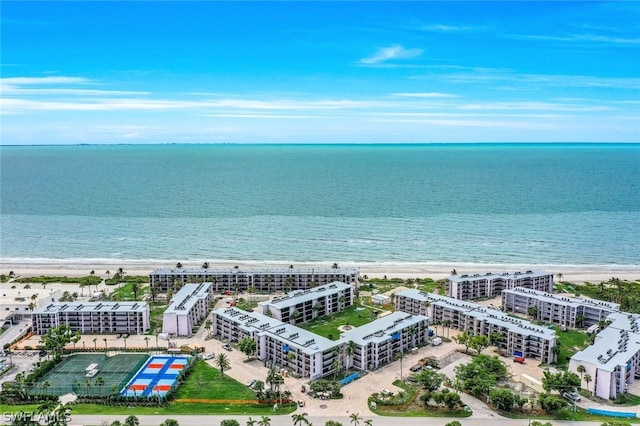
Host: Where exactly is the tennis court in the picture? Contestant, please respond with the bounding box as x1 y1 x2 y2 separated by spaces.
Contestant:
30 353 149 396
120 355 191 398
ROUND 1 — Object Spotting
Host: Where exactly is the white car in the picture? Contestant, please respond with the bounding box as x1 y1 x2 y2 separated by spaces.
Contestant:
203 353 215 360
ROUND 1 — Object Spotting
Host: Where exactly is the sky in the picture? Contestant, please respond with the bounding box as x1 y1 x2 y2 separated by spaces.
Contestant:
1 1 639 144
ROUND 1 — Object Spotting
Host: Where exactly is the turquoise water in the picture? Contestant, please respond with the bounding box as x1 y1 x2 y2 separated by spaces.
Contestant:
1 143 639 265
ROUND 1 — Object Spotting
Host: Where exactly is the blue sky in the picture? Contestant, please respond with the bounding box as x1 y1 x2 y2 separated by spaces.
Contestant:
1 1 639 144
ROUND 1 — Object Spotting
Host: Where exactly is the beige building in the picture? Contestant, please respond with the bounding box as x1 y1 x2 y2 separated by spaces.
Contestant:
32 301 150 335
395 289 557 363
446 270 554 300
162 282 214 337
502 287 619 329
149 267 360 293
257 281 353 324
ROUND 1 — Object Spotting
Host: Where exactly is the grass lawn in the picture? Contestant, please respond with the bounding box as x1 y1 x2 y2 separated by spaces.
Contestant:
553 326 591 367
109 282 149 302
149 302 169 333
362 277 445 296
298 302 382 340
235 298 258 311
175 360 256 400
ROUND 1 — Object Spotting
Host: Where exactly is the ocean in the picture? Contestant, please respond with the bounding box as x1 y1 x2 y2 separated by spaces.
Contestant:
1 143 639 267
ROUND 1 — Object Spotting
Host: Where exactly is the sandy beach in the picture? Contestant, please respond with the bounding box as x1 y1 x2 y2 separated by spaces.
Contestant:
1 259 639 284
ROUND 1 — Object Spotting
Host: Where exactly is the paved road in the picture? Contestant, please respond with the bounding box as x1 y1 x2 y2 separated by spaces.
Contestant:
61 414 605 426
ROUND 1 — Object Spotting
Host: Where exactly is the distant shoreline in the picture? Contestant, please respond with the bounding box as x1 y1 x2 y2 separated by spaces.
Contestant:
1 259 638 284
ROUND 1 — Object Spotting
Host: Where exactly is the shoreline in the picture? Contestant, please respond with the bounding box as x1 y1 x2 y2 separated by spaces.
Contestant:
1 259 639 284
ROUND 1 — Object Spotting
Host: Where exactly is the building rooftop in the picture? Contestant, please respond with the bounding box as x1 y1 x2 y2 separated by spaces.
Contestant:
503 287 620 311
257 281 351 309
151 267 360 275
33 301 148 314
164 282 212 315
447 270 552 283
341 311 427 345
259 322 338 355
215 307 283 334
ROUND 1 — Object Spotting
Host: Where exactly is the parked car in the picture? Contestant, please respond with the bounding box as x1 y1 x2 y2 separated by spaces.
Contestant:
301 385 306 393
513 357 526 364
203 353 215 360
563 391 581 402
222 344 232 351
410 364 424 372
381 389 393 396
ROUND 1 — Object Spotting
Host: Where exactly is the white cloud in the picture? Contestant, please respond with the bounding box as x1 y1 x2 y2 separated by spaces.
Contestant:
419 24 486 32
1 76 91 85
393 92 459 98
359 45 423 65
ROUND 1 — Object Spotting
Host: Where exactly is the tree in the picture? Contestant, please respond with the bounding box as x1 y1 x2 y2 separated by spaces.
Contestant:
131 282 141 301
41 325 74 358
291 413 310 426
489 388 517 411
469 335 490 355
576 364 586 381
124 416 139 426
489 332 505 347
395 352 406 380
416 368 445 394
215 353 231 378
160 420 179 426
454 331 471 354
345 340 356 370
576 314 587 328
444 422 461 426
257 416 271 426
239 337 257 360
527 305 539 319
442 391 462 410
584 373 592 395
538 393 567 413
530 422 553 426
176 263 183 269
95 377 105 396
349 413 361 426
325 422 343 426
221 421 240 426
363 420 372 426
332 263 339 269
246 418 257 426
202 262 210 270
542 370 580 394
204 319 213 338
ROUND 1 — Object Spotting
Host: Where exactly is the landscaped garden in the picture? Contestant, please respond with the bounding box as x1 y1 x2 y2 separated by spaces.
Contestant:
298 303 381 340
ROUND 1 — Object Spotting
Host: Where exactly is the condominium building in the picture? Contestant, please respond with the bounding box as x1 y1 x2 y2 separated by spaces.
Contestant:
341 312 429 371
502 287 620 328
395 289 557 363
149 267 360 293
570 312 640 399
446 270 554 300
32 302 150 335
212 307 283 343
162 282 214 336
256 282 354 324
211 307 430 379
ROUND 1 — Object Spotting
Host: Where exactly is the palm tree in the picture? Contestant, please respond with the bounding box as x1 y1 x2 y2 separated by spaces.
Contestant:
215 353 231 378
332 262 339 269
144 337 150 350
364 420 373 426
204 319 212 338
150 286 158 302
42 380 52 395
103 338 108 350
443 319 452 338
345 340 356 370
395 352 406 380
576 364 586 381
291 413 309 426
95 377 105 396
202 262 210 270
93 338 97 351
349 413 362 426
246 418 257 426
258 416 271 426
131 282 140 301
106 270 111 280
85 379 92 396
122 335 128 350
576 314 587 328
584 374 592 395
527 305 539 320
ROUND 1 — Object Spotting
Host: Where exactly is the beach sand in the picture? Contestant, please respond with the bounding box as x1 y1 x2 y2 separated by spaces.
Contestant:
1 260 639 284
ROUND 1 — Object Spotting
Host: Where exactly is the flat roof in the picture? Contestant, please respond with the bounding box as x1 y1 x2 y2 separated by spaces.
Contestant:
164 282 212 315
447 270 552 283
341 311 428 345
33 301 148 314
503 287 620 311
151 267 360 275
258 281 351 309
214 307 283 334
397 289 555 339
572 326 640 371
259 322 338 355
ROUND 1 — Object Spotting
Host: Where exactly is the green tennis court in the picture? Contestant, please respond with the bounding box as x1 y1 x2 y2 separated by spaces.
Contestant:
30 353 149 396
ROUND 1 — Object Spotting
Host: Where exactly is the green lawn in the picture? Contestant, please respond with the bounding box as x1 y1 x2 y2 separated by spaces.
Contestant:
175 360 256 400
109 282 149 302
361 277 445 296
149 302 169 333
552 327 591 367
298 302 383 340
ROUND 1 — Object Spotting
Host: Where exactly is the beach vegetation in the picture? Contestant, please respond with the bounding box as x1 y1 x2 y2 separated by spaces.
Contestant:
571 278 640 313
109 282 149 301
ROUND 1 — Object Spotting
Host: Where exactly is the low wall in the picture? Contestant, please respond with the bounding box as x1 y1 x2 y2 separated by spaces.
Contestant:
587 408 637 418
